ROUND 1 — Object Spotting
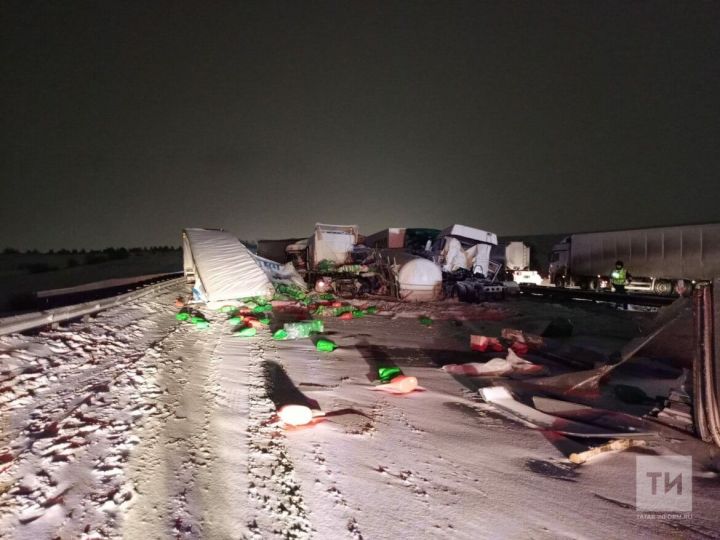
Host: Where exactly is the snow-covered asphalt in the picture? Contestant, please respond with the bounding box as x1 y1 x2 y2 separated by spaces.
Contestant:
1 283 719 539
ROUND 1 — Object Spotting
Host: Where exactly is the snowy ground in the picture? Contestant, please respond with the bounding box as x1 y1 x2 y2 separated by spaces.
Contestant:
1 283 719 539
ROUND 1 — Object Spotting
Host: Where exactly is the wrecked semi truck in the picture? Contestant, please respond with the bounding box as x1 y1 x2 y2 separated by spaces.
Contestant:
305 223 391 298
307 223 360 270
432 224 505 302
549 223 720 295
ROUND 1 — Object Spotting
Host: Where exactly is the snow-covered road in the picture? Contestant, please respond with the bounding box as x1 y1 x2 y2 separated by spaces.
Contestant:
1 283 719 539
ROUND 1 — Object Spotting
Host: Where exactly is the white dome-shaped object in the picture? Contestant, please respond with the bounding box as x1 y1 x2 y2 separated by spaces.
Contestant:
397 258 443 301
278 404 313 426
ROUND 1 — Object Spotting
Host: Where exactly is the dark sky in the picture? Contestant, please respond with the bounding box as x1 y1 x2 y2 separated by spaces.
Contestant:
2 1 719 249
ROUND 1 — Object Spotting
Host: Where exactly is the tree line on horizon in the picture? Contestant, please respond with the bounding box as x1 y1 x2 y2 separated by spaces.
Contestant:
1 246 182 274
2 246 181 256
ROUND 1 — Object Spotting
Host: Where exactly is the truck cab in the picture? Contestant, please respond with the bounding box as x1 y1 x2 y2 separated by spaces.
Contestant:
548 238 570 287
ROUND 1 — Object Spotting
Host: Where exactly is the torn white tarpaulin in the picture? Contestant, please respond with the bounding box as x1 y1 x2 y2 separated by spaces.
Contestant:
252 254 308 290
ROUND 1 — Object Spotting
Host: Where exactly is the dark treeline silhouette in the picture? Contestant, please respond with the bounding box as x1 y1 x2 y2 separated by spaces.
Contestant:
2 246 182 273
3 246 181 256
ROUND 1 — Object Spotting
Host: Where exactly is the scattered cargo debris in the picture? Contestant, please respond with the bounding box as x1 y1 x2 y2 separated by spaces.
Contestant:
569 439 648 465
277 404 325 427
500 328 599 370
442 350 545 377
371 375 424 394
479 387 655 439
470 335 505 352
532 396 650 433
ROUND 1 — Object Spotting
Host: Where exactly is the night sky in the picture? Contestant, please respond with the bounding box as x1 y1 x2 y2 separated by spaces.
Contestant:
2 1 719 250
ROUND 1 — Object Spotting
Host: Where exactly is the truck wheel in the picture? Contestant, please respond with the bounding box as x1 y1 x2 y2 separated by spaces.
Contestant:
554 275 566 288
472 283 486 303
456 282 470 303
653 280 673 296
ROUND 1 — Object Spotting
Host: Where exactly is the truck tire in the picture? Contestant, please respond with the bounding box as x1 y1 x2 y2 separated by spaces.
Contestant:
553 275 566 288
456 282 471 303
472 282 486 303
653 279 673 296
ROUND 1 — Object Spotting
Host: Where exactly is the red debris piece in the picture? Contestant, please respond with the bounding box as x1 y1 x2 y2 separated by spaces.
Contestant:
470 335 504 352
510 341 530 355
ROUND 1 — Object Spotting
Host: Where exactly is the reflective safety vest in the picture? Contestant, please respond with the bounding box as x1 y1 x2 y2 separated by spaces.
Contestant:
611 268 627 285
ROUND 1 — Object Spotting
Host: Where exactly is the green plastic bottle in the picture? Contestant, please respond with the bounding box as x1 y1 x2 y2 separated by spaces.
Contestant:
352 310 365 318
191 316 206 324
227 316 243 325
258 317 271 325
176 312 190 321
365 306 378 314
195 320 210 329
378 366 403 382
234 326 257 337
273 328 288 340
316 338 337 352
252 304 272 313
419 316 433 326
283 320 324 339
334 305 354 316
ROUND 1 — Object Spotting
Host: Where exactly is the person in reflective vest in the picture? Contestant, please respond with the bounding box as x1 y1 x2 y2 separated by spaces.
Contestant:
611 260 630 309
610 261 632 309
611 260 630 293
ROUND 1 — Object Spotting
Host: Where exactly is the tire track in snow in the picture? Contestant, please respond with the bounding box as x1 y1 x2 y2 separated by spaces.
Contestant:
122 314 224 539
246 336 312 539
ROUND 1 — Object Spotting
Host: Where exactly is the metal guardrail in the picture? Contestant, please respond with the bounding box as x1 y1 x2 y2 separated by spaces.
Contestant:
36 271 183 299
0 277 185 337
518 284 676 307
34 271 184 310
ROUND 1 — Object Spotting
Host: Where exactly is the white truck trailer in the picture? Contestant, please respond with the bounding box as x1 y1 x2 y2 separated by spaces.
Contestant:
549 223 720 295
502 241 543 285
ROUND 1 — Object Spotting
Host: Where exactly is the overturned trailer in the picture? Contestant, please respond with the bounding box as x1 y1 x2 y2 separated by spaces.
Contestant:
182 228 274 304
